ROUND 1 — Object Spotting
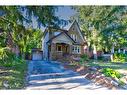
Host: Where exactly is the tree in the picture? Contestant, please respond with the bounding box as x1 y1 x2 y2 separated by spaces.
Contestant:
0 6 67 58
12 26 43 58
74 6 127 60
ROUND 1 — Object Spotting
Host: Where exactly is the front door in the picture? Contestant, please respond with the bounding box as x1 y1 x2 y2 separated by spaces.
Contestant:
63 45 69 57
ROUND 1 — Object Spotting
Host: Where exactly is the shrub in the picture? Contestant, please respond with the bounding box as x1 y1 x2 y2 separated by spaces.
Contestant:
101 68 123 79
81 54 89 61
79 54 89 65
98 56 105 61
0 47 27 89
0 47 21 67
112 53 127 63
0 58 27 89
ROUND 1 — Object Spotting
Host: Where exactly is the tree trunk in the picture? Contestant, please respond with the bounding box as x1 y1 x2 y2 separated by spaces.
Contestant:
111 45 114 54
22 53 25 59
93 44 97 60
20 48 25 59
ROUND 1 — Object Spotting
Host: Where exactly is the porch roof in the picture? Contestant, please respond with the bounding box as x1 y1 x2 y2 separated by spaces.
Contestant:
47 30 76 44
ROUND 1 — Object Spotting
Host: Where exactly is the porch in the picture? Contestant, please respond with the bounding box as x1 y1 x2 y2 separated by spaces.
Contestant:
49 43 72 60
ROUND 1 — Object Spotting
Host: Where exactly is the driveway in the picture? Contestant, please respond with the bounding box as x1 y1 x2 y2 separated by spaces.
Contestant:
26 61 108 90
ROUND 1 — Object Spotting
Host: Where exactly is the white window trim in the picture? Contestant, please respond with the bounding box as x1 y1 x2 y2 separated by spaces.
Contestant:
71 34 77 41
72 45 81 54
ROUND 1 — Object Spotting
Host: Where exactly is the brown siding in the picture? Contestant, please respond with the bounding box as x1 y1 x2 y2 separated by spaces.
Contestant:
68 23 84 44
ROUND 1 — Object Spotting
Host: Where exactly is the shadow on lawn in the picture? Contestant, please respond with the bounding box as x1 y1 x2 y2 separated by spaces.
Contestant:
27 72 106 90
84 61 127 70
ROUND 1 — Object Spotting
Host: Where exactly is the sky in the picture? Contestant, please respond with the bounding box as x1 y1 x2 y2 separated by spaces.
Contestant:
0 6 76 31
56 6 76 20
55 6 77 30
37 6 77 31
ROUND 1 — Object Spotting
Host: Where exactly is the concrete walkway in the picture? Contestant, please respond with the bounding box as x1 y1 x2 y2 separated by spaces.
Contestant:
26 61 108 90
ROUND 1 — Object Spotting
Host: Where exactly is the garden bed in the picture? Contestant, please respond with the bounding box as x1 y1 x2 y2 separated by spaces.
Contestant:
63 63 127 90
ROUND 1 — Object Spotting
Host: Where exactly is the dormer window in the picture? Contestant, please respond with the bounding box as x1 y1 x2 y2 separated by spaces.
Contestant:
71 34 77 41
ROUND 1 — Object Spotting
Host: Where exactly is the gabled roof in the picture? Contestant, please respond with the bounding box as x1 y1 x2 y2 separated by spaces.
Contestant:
43 27 67 38
68 20 85 42
47 29 75 44
44 20 86 44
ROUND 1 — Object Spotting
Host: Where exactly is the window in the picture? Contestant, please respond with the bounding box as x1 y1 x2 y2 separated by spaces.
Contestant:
57 45 62 52
77 47 80 53
72 45 81 54
74 35 77 41
71 34 77 41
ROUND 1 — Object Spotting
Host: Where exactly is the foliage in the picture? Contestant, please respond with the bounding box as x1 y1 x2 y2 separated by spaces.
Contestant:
0 6 67 58
80 54 89 63
0 30 7 47
0 47 16 66
12 28 43 55
112 53 127 63
0 57 27 89
25 6 67 28
0 48 27 89
74 6 127 59
101 68 123 79
0 43 27 89
97 56 104 61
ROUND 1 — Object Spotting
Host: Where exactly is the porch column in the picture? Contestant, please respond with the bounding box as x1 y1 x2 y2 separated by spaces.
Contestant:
69 45 73 54
50 43 56 60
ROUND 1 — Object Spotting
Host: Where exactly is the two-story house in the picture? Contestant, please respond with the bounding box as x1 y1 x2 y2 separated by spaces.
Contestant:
42 20 88 61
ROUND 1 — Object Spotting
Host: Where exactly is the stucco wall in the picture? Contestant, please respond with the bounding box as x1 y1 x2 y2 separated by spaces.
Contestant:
52 33 73 45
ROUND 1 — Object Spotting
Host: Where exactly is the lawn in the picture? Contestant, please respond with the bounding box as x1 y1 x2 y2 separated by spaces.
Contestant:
83 60 127 70
0 58 27 89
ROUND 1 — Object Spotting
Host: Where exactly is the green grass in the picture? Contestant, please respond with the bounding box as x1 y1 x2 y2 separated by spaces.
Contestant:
83 60 127 70
0 58 27 89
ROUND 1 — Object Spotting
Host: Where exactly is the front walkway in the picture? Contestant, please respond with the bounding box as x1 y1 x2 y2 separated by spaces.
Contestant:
26 61 108 90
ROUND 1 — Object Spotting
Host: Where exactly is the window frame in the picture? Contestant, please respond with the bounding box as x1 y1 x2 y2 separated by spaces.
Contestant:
57 45 62 52
72 45 81 54
71 34 77 41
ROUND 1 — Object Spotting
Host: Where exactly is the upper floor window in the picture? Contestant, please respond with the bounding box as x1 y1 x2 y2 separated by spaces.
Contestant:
71 34 77 41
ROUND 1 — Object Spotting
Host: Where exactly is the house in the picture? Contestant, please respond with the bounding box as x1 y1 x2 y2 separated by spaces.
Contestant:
42 20 88 61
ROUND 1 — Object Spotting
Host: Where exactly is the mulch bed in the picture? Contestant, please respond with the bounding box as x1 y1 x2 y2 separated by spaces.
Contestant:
63 64 120 90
